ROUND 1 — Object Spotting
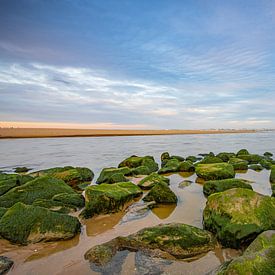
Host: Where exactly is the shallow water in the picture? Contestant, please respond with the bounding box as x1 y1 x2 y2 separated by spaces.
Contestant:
0 132 274 275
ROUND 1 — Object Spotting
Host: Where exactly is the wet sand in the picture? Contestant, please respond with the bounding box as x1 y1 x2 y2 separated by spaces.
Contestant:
0 128 258 139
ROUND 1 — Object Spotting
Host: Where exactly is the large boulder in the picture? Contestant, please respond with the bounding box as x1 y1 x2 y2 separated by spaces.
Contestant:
52 193 85 208
0 256 13 275
32 199 77 214
158 159 181 174
0 176 75 208
84 223 216 266
0 202 80 245
260 159 272 170
249 164 263 171
138 173 169 190
0 173 33 196
217 230 275 275
96 167 131 184
199 156 223 164
195 163 235 181
81 182 142 218
203 188 275 248
203 178 253 197
130 165 151 176
30 166 94 189
118 155 158 174
0 207 7 219
237 154 263 164
143 182 177 203
228 157 248 170
178 161 195 172
236 149 250 156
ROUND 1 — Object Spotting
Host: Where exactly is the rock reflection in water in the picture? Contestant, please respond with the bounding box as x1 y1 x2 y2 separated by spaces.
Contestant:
151 204 176 219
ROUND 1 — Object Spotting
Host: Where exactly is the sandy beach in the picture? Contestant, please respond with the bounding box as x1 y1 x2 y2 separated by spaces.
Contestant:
0 128 258 139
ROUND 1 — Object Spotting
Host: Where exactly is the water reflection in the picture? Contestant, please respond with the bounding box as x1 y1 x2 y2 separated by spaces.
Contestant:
151 204 176 219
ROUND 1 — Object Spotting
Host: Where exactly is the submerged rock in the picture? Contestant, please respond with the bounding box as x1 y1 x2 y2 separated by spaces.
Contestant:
178 180 192 189
138 173 169 190
203 178 253 196
0 176 76 208
96 167 131 184
203 188 275 248
195 163 235 181
0 202 80 245
14 167 31 173
228 157 248 170
84 223 216 266
81 182 142 218
30 166 94 189
118 155 158 174
217 230 275 275
0 256 13 275
0 173 33 196
143 182 177 203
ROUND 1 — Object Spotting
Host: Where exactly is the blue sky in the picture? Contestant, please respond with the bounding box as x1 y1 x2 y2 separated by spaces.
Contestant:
0 0 274 129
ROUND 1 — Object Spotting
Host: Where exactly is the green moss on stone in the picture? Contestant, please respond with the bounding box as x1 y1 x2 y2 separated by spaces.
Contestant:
96 167 131 184
52 193 85 208
138 173 169 190
199 156 224 164
143 181 177 203
178 161 195 172
158 159 181 174
130 165 151 176
228 157 249 170
203 178 252 196
216 152 236 162
81 182 142 218
237 149 250 156
0 256 13 275
203 188 275 248
0 202 80 245
238 154 263 164
186 156 199 163
249 164 263 171
196 163 235 181
32 199 76 214
0 207 7 219
260 159 272 170
0 176 75 208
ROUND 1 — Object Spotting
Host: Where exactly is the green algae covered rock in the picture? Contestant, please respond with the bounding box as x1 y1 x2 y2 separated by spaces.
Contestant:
143 182 177 203
203 178 252 197
14 167 31 173
178 161 195 172
118 155 158 174
0 256 13 275
216 152 235 162
237 149 250 156
30 166 94 188
260 159 272 170
249 164 263 171
0 176 75 208
0 207 7 219
0 202 80 245
203 188 275 248
96 167 131 184
84 223 216 265
199 156 224 164
32 199 77 214
138 173 169 190
228 157 249 170
270 166 275 197
52 193 85 208
130 165 151 176
238 154 263 164
0 174 33 196
158 159 181 174
217 230 275 275
81 182 142 218
186 155 199 163
196 163 235 181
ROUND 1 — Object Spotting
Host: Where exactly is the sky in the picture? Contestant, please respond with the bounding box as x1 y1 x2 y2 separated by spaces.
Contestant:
0 0 275 129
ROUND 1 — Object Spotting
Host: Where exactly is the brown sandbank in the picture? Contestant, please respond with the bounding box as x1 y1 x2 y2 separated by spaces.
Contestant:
0 128 258 139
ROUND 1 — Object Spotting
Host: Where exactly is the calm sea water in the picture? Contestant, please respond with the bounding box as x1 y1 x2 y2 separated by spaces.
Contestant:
1 132 274 178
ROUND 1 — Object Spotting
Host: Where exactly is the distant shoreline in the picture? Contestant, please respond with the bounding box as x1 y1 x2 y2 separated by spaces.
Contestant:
0 128 261 139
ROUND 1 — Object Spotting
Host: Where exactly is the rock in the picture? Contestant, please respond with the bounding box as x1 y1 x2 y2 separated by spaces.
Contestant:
138 173 169 190
270 166 275 197
118 155 158 174
52 193 85 208
203 188 275 248
131 165 151 176
195 163 235 181
0 176 75 208
203 178 253 196
260 159 272 170
81 182 142 218
178 161 195 172
143 182 177 203
216 152 235 162
30 166 94 188
249 164 263 171
96 167 131 184
161 152 170 162
264 152 273 157
237 149 250 156
170 155 185 162
14 167 31 173
158 159 181 174
0 202 81 245
186 156 199 163
32 199 77 214
237 154 263 164
84 223 216 265
0 207 7 219
0 173 33 196
228 157 249 170
199 156 224 164
0 256 13 275
178 180 192 189
217 230 275 275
